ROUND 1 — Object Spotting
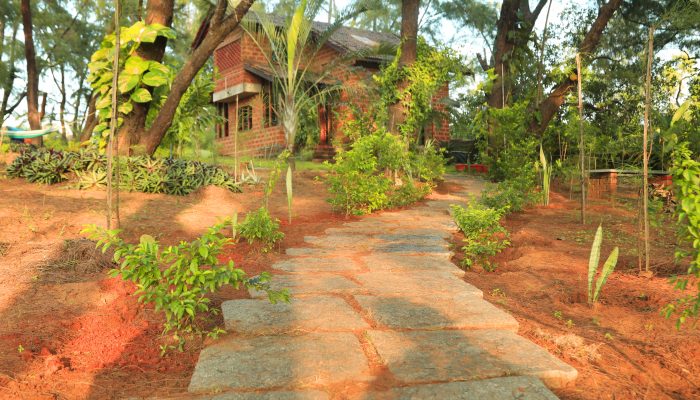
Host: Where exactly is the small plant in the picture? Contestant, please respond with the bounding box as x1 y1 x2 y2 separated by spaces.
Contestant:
451 202 510 271
83 221 289 353
237 207 285 253
566 319 575 328
539 146 553 206
587 224 619 305
604 332 614 340
554 310 564 320
481 173 539 214
17 344 24 353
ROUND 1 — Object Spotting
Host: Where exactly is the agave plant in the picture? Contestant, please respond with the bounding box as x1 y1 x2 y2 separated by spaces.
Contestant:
588 224 619 305
539 145 553 206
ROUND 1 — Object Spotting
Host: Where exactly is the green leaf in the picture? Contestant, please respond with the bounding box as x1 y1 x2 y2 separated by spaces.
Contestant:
96 93 112 110
587 225 603 304
593 247 619 303
141 71 169 87
118 101 134 115
148 61 170 75
671 100 692 126
117 73 141 93
124 55 150 75
130 88 153 103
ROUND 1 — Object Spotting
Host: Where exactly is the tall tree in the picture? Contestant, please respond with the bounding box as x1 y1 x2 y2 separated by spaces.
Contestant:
118 0 176 152
139 0 256 154
20 0 42 145
529 0 623 135
388 0 419 134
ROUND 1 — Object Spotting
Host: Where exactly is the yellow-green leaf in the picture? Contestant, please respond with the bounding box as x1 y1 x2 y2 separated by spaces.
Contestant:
130 88 152 103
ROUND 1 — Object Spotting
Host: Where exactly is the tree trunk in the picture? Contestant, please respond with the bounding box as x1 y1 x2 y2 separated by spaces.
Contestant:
118 0 175 154
59 65 67 142
388 0 419 135
20 0 42 145
529 0 623 136
79 93 98 141
486 0 547 109
139 0 256 155
0 21 19 127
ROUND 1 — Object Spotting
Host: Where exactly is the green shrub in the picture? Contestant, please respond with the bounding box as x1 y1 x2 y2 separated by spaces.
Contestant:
664 142 700 326
237 207 285 253
481 173 540 213
409 139 446 184
82 220 289 353
452 203 510 271
326 130 441 215
6 146 241 195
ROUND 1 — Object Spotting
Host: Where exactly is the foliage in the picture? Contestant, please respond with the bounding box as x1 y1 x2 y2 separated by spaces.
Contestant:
87 21 175 140
374 38 462 138
6 146 241 195
410 139 447 183
452 202 510 271
587 224 619 305
664 142 700 326
82 221 289 352
481 173 540 214
326 130 435 215
539 146 553 206
237 207 285 253
6 148 74 184
155 68 222 157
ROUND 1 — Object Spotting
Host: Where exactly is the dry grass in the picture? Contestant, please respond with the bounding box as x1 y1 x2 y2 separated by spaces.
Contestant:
37 239 115 283
534 328 602 362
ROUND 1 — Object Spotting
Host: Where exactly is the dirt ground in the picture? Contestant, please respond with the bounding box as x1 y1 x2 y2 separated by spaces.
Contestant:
454 184 700 400
0 166 699 399
0 166 351 399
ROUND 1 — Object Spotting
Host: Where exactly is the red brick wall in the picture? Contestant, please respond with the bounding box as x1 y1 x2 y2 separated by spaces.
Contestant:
426 84 451 143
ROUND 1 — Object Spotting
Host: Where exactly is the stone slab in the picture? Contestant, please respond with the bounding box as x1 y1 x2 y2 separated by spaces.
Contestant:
248 274 361 298
366 330 578 389
188 333 369 393
374 243 451 258
361 254 459 274
272 257 362 273
357 376 558 400
303 235 381 249
355 294 518 331
209 390 329 400
223 296 369 335
285 248 340 256
355 271 482 298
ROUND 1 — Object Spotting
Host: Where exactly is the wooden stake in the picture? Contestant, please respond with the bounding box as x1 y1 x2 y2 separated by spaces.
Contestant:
642 26 655 273
106 0 120 229
577 53 586 224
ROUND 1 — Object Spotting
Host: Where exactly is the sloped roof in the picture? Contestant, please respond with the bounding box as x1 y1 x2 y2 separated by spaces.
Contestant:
246 13 399 62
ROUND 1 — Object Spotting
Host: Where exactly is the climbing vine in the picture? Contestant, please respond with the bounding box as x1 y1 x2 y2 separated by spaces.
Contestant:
374 39 462 138
87 21 175 140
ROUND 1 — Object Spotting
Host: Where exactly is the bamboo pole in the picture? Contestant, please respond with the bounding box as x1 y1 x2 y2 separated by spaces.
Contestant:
234 95 239 180
106 0 120 229
577 54 586 224
642 26 655 273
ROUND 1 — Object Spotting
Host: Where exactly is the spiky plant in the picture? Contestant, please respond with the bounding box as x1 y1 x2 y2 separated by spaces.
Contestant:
588 224 620 305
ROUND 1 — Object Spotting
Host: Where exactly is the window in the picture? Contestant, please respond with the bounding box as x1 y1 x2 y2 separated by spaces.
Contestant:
216 103 229 138
263 84 279 127
238 105 253 131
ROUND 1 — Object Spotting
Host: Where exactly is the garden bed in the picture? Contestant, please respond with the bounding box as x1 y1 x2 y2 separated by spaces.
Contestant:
453 186 700 400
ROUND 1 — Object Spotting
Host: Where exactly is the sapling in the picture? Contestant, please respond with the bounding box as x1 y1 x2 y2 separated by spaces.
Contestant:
540 146 552 206
587 224 619 305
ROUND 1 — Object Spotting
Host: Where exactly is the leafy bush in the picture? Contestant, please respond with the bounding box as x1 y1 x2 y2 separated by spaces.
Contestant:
481 173 540 213
664 142 700 326
237 207 285 253
451 203 510 271
409 139 446 184
7 148 74 184
6 146 241 195
82 221 289 353
326 130 439 215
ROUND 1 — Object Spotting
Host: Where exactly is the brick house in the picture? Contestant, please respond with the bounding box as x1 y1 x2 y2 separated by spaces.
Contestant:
210 16 451 158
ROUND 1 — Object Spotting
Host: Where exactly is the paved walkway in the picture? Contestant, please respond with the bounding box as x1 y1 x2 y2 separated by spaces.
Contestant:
188 177 577 399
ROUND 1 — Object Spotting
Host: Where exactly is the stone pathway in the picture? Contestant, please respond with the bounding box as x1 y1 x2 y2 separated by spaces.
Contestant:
188 177 577 399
